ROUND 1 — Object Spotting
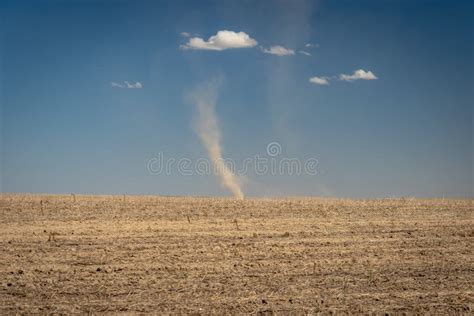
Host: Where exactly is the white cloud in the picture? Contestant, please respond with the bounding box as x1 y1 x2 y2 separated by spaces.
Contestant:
339 69 378 81
309 76 329 85
110 82 124 88
110 81 143 89
299 50 311 56
261 45 295 56
180 32 190 37
181 30 257 51
125 81 143 88
305 43 318 48
309 69 378 86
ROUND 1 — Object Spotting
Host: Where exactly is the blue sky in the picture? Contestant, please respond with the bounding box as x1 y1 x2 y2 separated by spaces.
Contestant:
1 0 472 198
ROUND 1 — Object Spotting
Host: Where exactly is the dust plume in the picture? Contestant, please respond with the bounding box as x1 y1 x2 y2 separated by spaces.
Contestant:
189 79 244 199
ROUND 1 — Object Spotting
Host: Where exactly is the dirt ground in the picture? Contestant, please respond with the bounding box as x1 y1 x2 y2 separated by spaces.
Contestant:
0 194 472 314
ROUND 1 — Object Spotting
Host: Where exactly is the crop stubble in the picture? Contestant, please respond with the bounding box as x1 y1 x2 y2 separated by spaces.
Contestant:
0 194 472 313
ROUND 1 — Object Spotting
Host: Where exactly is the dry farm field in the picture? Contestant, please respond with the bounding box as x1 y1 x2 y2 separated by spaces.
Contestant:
0 194 472 314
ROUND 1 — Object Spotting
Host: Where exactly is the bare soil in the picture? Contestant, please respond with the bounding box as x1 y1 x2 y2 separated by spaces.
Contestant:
0 194 472 314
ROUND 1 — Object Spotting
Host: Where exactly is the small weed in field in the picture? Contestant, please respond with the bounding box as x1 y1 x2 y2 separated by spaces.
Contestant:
47 231 59 242
234 219 240 230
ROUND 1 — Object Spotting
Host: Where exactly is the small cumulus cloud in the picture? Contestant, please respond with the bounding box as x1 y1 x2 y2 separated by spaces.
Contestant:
180 32 190 37
305 43 318 48
299 50 311 56
309 76 329 85
261 45 295 56
125 81 143 88
339 69 378 82
110 81 143 89
309 69 378 86
181 30 257 51
110 82 124 88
